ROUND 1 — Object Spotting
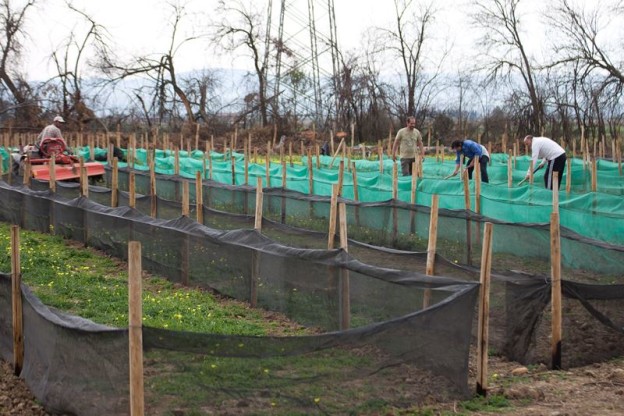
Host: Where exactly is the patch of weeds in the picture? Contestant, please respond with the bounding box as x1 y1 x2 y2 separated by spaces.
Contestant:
459 394 510 413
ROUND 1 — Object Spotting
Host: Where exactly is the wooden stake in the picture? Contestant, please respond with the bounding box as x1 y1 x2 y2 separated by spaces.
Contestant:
550 211 562 370
507 151 512 188
392 162 398 200
410 162 417 204
149 160 157 217
425 195 439 276
327 184 339 249
307 149 314 195
474 156 481 215
182 181 189 216
337 160 344 196
47 158 56 192
254 176 263 231
351 162 359 201
129 172 136 209
339 202 350 330
11 225 23 376
566 158 572 194
591 157 597 192
195 171 203 224
476 222 493 396
128 241 145 416
552 172 559 213
111 158 118 207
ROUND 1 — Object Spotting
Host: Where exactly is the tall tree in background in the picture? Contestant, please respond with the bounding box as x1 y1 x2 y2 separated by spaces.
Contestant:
472 0 544 132
0 0 39 124
213 0 272 127
50 2 113 129
97 1 203 126
376 0 438 121
546 0 624 139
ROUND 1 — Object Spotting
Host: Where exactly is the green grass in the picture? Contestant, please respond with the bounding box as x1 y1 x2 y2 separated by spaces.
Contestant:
0 222 299 336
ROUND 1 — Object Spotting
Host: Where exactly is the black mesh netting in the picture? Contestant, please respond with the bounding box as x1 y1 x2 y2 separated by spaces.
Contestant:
0 178 480 415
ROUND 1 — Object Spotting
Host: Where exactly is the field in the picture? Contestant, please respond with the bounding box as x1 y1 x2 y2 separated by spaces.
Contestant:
1 226 623 415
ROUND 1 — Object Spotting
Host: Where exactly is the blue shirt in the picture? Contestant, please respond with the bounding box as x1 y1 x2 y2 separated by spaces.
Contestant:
455 140 483 165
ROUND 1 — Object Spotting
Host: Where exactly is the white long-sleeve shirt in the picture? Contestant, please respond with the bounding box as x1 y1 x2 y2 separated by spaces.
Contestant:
527 136 565 175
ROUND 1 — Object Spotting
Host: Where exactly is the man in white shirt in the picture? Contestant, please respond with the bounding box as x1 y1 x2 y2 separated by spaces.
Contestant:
523 135 567 190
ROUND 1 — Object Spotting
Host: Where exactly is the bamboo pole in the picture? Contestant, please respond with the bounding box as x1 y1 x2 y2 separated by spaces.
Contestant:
195 171 203 224
289 141 293 167
128 241 145 416
528 160 534 185
339 202 350 330
476 222 493 396
378 141 384 174
327 184 339 249
11 225 23 376
281 159 287 189
254 176 263 231
231 156 236 185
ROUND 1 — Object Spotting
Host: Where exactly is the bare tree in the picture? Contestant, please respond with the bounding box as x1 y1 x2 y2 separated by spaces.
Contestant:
547 0 624 88
47 2 115 130
373 0 439 121
472 0 544 132
97 1 205 126
213 0 272 127
545 0 624 140
0 0 39 123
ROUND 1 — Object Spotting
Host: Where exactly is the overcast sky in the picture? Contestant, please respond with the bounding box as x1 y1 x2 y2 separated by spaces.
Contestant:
19 0 555 81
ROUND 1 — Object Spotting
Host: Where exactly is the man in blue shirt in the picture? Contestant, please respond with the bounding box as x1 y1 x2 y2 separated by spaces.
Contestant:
448 139 489 183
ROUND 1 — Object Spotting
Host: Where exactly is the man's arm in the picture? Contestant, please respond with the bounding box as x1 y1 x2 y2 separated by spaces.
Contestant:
391 134 400 161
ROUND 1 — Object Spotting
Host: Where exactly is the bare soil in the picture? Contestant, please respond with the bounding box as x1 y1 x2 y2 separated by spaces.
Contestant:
2 348 623 415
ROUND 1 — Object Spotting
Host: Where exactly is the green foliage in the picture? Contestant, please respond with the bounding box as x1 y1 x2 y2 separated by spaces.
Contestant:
0 223 297 335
